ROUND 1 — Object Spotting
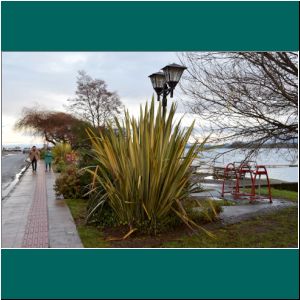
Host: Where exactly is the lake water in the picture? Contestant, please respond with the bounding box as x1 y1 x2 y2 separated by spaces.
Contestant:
1 147 298 200
198 148 298 183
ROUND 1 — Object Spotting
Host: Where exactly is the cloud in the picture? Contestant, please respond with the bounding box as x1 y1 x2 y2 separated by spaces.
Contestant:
1 114 43 145
2 52 194 144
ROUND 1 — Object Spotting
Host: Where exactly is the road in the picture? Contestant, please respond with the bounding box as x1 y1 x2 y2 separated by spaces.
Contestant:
2 152 29 187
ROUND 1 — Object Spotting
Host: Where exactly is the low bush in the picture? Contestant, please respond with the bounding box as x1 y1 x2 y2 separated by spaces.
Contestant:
54 159 67 173
86 197 222 234
54 165 81 199
52 143 72 164
54 164 92 199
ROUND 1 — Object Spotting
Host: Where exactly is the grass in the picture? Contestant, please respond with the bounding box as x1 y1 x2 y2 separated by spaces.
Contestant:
214 199 236 206
162 206 298 248
66 198 108 248
244 187 298 202
66 197 298 248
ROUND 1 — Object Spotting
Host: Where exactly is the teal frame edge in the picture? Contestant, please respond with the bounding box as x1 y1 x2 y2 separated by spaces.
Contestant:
1 1 299 299
1 249 299 299
1 1 299 51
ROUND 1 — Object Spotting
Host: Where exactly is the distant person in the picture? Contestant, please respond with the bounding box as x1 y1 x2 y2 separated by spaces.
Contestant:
44 148 53 172
29 146 40 172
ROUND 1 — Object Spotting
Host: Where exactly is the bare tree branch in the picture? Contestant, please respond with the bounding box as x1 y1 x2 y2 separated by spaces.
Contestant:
67 71 123 128
179 52 298 156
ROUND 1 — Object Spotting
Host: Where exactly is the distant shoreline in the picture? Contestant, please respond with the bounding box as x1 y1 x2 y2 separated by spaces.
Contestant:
202 144 298 149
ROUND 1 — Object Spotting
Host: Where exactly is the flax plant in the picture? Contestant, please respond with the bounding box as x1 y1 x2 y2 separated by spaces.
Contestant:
86 98 206 235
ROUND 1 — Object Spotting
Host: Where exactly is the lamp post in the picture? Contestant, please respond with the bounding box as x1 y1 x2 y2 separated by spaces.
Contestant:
149 63 187 119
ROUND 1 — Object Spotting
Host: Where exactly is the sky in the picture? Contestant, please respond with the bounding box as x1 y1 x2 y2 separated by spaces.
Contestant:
1 52 200 146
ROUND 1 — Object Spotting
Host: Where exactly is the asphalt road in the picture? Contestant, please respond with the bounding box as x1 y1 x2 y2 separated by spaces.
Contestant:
1 152 29 187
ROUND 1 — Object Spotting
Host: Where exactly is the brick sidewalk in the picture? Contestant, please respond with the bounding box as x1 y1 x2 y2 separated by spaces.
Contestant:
2 161 83 248
22 163 49 248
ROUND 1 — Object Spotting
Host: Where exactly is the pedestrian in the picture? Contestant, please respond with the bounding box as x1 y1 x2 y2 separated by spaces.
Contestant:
29 146 40 172
44 148 53 172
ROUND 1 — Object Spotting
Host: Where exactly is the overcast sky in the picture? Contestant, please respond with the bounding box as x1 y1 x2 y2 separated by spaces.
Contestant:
2 52 199 145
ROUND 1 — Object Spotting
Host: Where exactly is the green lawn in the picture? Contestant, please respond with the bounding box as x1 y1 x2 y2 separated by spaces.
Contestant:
66 199 108 248
162 206 298 248
66 198 298 248
244 187 298 202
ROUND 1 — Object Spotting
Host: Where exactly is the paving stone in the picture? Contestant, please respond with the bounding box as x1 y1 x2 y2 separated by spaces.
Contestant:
22 163 49 248
191 181 296 225
46 172 83 248
2 161 83 248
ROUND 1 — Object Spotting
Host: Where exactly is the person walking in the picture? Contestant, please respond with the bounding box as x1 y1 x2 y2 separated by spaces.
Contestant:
44 148 53 172
29 146 40 172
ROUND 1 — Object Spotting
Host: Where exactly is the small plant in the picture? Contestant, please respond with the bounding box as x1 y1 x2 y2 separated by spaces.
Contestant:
183 199 222 224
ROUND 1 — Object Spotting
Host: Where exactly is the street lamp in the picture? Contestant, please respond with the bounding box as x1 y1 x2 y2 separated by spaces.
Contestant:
148 72 166 102
149 63 187 118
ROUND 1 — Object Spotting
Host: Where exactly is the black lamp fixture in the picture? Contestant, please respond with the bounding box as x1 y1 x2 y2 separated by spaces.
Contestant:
148 72 166 102
149 63 187 117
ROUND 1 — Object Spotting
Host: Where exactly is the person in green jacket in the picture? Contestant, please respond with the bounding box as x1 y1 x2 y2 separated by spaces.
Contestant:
44 148 53 172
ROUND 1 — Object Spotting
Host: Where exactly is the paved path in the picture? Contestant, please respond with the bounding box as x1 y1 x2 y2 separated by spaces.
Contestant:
1 161 83 248
2 152 30 199
22 165 49 247
2 163 296 247
219 198 296 225
46 170 83 248
2 152 28 186
192 182 297 225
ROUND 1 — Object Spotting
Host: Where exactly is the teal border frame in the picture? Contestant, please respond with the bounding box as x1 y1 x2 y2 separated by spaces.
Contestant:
1 1 299 299
2 249 299 299
1 1 299 51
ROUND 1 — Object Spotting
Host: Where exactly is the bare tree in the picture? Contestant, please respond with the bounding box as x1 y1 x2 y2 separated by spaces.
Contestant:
179 52 298 157
67 71 123 128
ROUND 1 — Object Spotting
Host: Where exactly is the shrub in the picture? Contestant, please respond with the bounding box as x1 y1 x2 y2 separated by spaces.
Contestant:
54 159 67 173
39 148 46 159
54 165 81 198
87 197 222 234
54 162 93 199
86 99 208 235
52 143 72 164
77 148 99 170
